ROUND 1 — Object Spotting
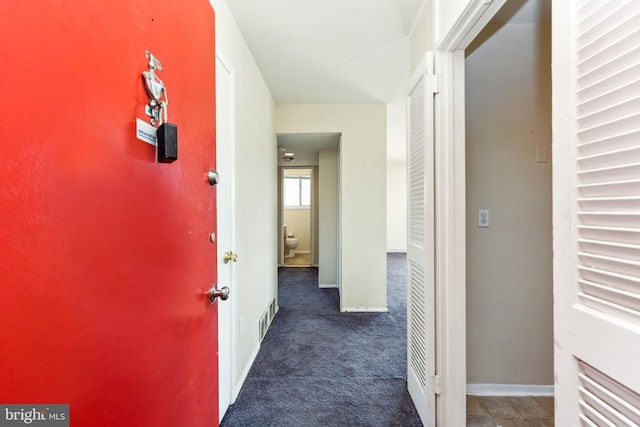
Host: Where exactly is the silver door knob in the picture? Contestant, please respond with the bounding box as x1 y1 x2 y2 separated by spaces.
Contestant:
223 251 237 264
208 284 230 303
207 170 220 186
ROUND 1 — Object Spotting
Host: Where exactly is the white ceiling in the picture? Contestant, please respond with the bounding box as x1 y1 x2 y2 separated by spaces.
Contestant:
226 0 427 105
277 133 340 167
227 0 550 165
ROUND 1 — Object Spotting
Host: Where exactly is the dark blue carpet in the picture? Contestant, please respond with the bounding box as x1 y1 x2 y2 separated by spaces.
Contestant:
220 253 422 427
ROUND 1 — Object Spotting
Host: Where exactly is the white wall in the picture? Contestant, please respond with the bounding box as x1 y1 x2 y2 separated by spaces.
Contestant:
386 161 407 252
276 105 387 311
386 90 408 252
465 22 553 386
409 0 434 72
318 151 338 287
283 208 310 252
209 0 277 395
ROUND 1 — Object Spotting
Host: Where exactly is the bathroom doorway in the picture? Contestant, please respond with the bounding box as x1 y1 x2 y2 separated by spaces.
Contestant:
276 132 339 273
281 168 315 267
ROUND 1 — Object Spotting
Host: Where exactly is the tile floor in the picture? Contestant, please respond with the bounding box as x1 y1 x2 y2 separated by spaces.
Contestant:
283 252 311 266
467 396 554 427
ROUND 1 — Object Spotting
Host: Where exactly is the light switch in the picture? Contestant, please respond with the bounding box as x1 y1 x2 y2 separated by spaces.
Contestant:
536 145 549 163
478 209 489 228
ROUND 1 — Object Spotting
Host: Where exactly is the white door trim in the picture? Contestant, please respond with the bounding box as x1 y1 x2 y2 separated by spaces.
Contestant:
436 0 507 50
432 49 467 427
432 1 507 425
215 51 237 421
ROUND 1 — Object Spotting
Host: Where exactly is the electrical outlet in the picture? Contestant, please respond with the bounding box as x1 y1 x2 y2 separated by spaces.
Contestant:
478 209 489 228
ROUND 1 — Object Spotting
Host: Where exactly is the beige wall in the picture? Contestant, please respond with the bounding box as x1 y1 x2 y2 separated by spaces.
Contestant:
313 165 319 264
276 104 387 311
386 88 408 252
387 161 407 252
210 0 277 394
465 22 553 386
318 150 338 286
283 208 310 252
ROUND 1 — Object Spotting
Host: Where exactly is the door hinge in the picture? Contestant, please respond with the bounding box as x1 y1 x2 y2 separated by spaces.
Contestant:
430 374 442 395
430 75 439 94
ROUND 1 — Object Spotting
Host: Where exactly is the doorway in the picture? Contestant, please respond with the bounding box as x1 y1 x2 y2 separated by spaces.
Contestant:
463 0 553 404
276 132 340 278
281 167 314 267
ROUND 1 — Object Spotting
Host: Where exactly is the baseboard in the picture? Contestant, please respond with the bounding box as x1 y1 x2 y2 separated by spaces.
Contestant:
466 383 554 397
319 283 337 289
232 343 261 402
340 307 389 313
387 250 407 254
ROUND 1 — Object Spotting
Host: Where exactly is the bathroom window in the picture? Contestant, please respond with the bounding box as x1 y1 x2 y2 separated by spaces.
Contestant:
284 176 310 207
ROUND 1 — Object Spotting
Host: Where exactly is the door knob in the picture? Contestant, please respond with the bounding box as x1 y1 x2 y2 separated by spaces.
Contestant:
209 284 230 303
207 170 220 186
223 251 237 264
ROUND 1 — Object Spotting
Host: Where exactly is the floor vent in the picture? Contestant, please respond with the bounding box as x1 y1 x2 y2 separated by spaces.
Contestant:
259 310 269 342
259 300 278 342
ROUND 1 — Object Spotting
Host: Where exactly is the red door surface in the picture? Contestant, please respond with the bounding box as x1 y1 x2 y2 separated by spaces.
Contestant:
0 1 218 425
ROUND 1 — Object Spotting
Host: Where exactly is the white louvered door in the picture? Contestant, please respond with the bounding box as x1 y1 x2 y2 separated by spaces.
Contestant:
406 53 436 427
553 1 640 424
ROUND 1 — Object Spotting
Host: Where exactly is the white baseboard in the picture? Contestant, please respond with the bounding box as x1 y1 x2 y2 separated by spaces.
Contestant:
340 307 389 313
466 383 554 397
232 343 261 403
319 283 337 289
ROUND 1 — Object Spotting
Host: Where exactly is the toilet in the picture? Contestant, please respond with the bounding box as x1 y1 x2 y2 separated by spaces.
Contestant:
285 233 298 258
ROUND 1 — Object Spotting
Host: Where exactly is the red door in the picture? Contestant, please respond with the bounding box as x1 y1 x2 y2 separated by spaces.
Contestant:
0 1 219 425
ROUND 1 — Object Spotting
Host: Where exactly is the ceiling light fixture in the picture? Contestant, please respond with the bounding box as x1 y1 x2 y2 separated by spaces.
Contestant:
283 152 295 163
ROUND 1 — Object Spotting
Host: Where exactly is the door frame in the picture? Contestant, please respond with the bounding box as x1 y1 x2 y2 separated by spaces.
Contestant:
431 1 507 425
280 166 315 267
215 51 237 420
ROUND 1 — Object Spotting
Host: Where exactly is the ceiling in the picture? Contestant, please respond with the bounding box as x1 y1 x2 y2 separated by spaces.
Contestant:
226 0 427 105
226 0 550 166
277 133 340 167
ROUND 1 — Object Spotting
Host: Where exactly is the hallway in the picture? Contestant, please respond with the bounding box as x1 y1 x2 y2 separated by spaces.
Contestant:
221 254 421 426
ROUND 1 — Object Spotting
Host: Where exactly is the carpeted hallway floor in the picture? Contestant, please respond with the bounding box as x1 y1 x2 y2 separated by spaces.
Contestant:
220 253 422 426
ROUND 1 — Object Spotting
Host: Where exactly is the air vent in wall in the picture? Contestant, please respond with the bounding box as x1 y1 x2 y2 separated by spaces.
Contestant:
269 299 277 321
259 310 268 342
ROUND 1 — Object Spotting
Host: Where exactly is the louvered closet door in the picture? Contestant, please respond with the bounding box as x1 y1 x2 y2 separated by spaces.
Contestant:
406 53 436 427
553 1 640 424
